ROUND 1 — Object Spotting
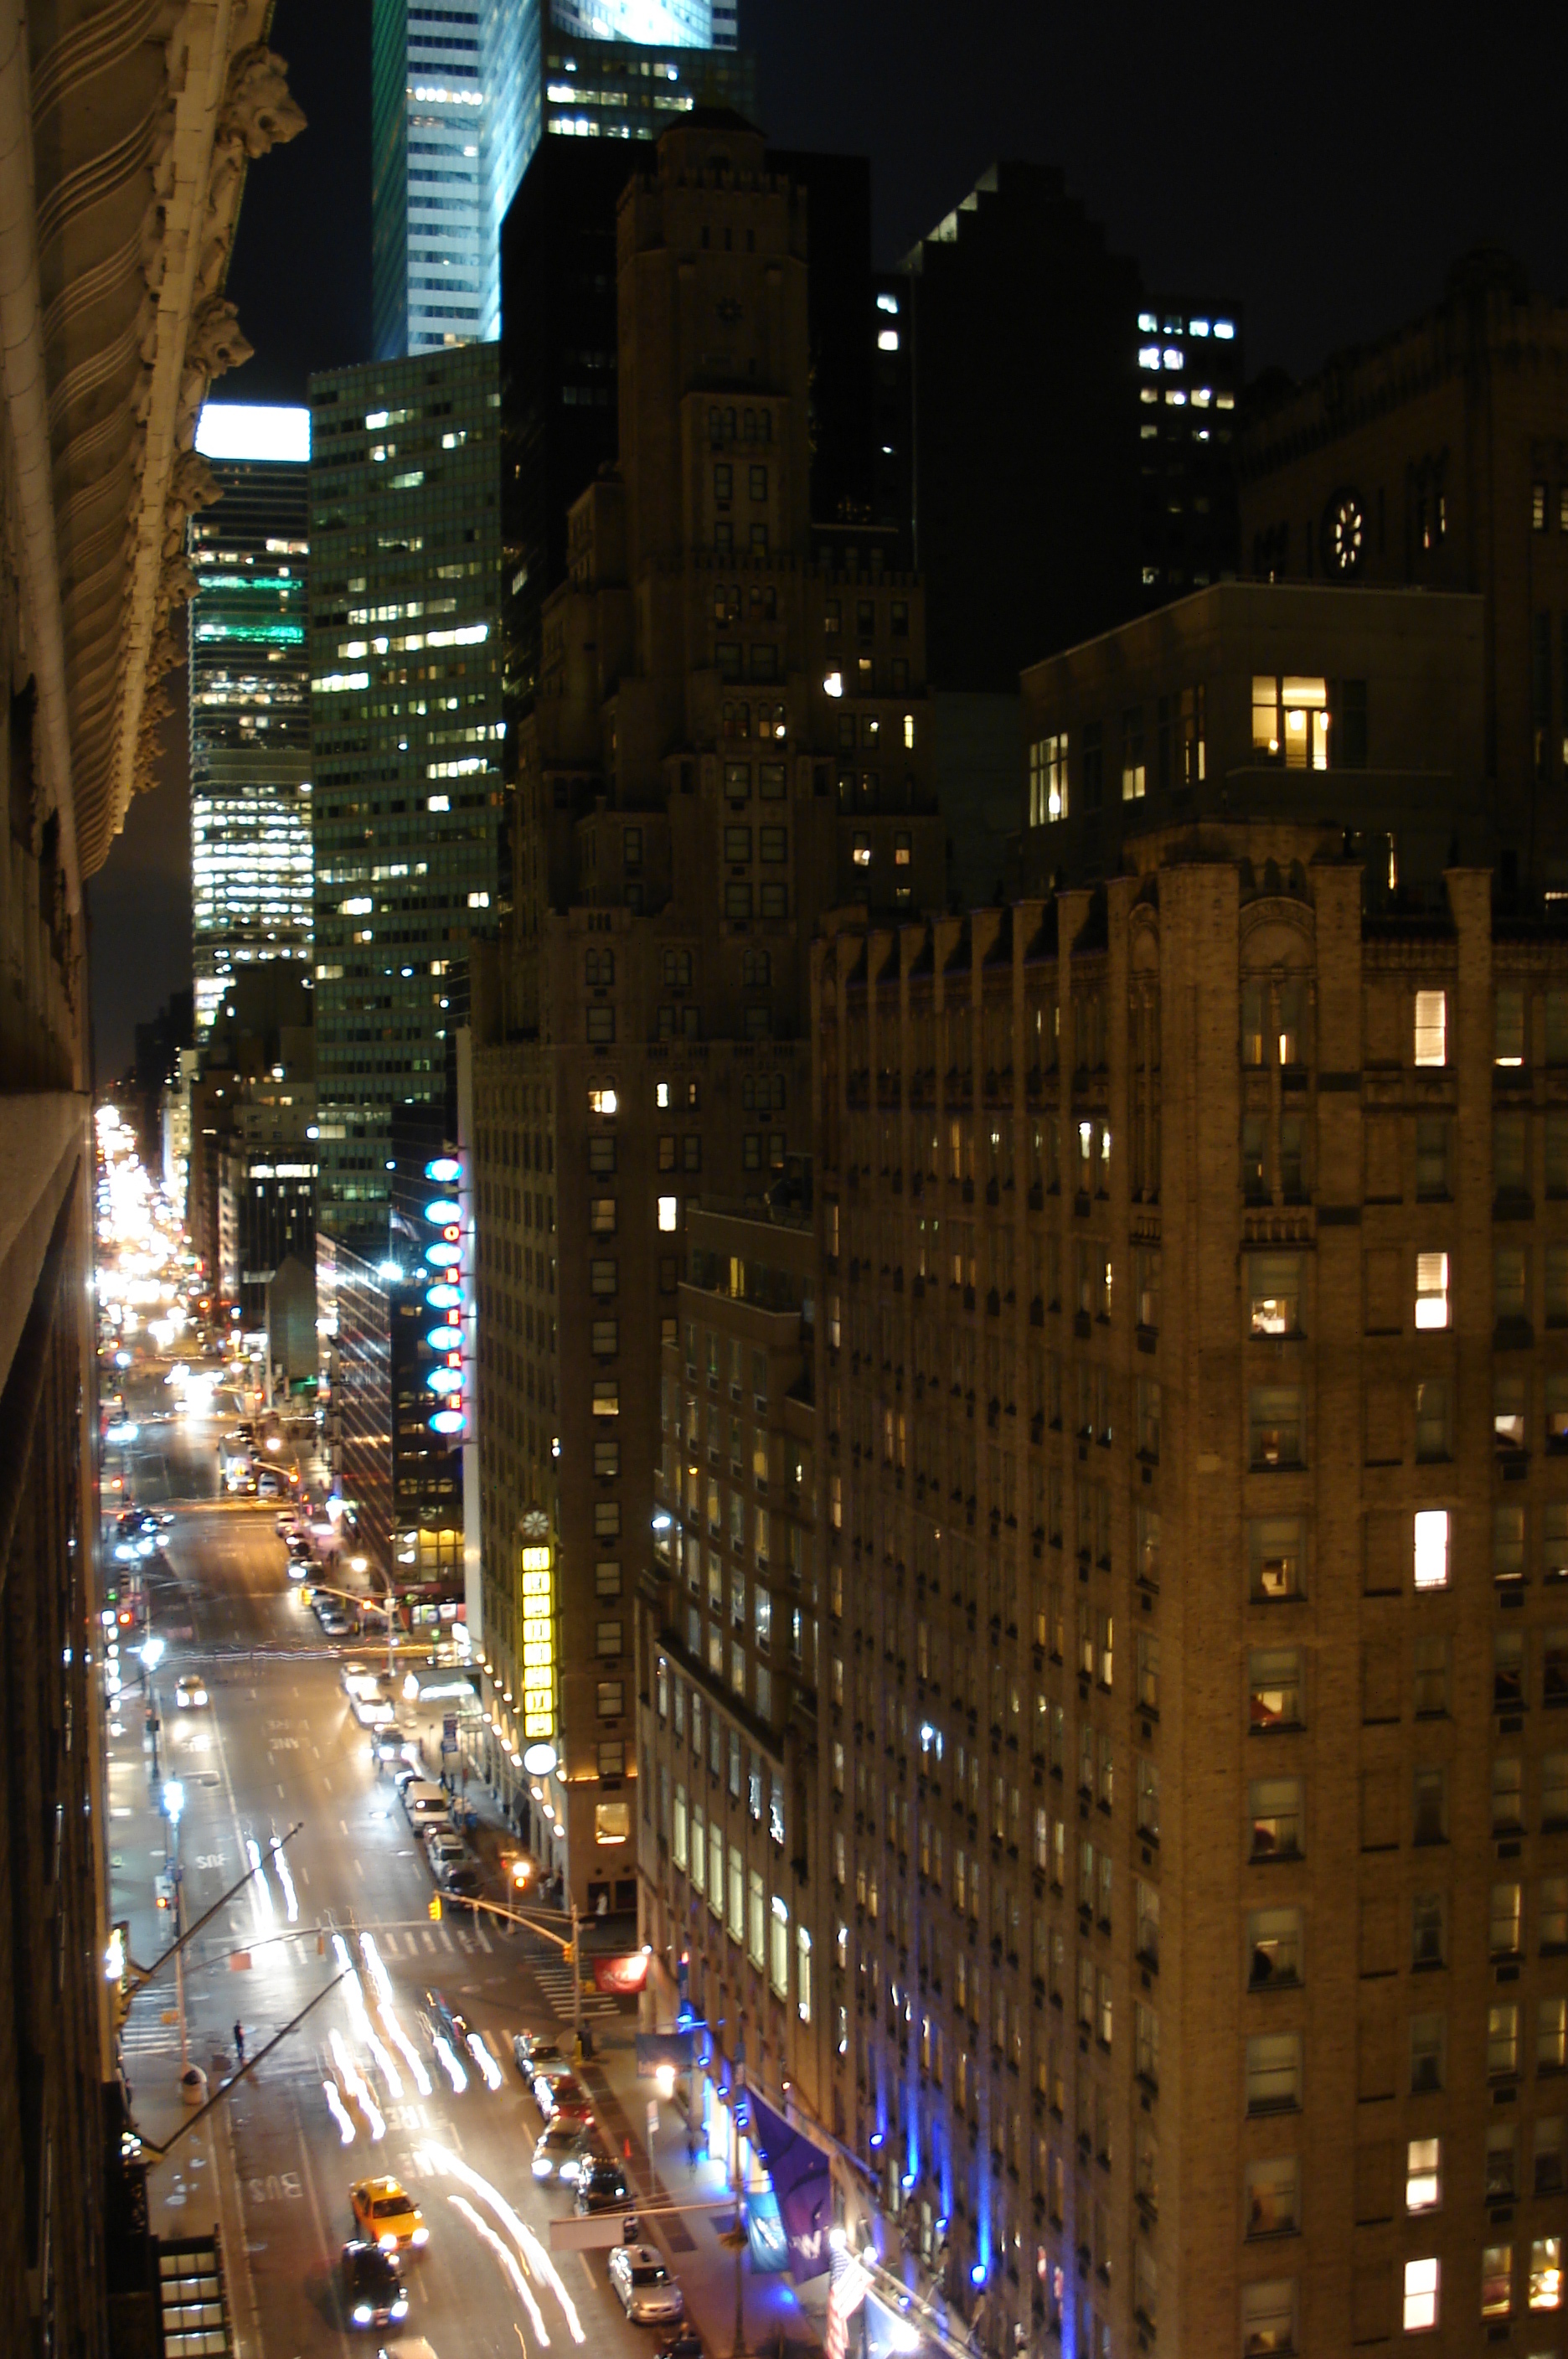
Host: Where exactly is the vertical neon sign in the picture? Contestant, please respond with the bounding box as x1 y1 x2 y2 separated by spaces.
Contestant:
422 1154 467 1435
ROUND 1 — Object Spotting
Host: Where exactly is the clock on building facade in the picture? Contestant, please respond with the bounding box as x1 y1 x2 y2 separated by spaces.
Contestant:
1323 488 1366 576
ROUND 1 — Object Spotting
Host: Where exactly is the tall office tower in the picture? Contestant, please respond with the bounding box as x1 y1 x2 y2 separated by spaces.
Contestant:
371 0 741 359
0 9 300 2348
1240 250 1568 901
307 339 503 1242
188 403 313 1035
812 587 1568 2359
468 118 946 1910
499 137 869 716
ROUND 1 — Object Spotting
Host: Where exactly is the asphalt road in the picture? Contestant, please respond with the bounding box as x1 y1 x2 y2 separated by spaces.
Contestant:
109 1397 655 2359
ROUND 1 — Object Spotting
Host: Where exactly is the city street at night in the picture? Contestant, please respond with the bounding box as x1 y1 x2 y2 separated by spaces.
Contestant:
103 1409 673 2359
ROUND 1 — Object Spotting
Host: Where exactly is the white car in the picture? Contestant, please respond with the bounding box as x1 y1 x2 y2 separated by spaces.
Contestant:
175 1675 209 1709
353 1695 395 1728
608 2247 683 2325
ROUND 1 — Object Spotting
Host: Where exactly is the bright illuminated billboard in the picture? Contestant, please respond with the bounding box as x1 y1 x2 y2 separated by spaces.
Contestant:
194 404 311 464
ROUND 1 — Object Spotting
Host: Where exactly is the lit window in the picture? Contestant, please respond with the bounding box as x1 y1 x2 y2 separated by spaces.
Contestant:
877 328 899 352
823 671 843 699
1403 2257 1439 2333
1214 319 1235 339
658 1196 678 1232
1137 343 1161 369
1029 732 1069 825
1137 312 1158 333
1162 346 1184 369
1413 989 1447 1066
588 1087 618 1114
903 713 915 749
1530 2236 1562 2311
1252 675 1328 768
852 834 871 868
1413 1510 1449 1592
1415 1251 1449 1329
1406 2136 1441 2212
876 292 900 316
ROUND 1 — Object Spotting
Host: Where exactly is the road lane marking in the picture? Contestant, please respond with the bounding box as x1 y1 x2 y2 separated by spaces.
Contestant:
353 1859 364 1879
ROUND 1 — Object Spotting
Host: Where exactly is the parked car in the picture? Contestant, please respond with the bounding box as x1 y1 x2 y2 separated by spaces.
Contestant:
655 2328 705 2359
438 1865 482 1913
532 2116 588 2181
608 2246 683 2325
319 1609 352 1638
513 2031 568 2081
425 1833 467 1874
533 2067 593 2124
575 2153 629 2212
339 2242 407 2331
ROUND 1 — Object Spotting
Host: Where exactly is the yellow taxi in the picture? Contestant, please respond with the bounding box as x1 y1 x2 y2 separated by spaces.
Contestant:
350 2175 429 2252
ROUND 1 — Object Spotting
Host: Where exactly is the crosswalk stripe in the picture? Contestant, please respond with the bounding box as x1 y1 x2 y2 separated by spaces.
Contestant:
422 1929 436 1953
439 1927 454 1952
456 1933 472 1955
380 1931 400 1957
474 1923 493 1954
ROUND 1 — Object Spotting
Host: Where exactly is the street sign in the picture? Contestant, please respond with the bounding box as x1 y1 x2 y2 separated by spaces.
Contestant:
441 1736 456 1754
548 2215 634 2252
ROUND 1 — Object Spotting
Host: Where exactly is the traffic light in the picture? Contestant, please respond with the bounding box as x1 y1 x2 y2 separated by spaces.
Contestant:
428 1896 442 1921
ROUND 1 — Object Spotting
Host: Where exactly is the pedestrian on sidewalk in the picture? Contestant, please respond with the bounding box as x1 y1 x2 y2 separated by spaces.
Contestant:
686 2125 699 2177
233 2021 245 2066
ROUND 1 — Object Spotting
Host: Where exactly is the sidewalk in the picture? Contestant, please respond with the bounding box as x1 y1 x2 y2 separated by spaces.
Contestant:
583 2024 827 2359
450 1777 825 2359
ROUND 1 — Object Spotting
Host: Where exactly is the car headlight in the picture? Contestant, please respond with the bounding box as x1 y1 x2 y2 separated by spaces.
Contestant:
391 2299 409 2319
352 2304 372 2325
410 2226 428 2247
532 2156 551 2177
378 2232 397 2250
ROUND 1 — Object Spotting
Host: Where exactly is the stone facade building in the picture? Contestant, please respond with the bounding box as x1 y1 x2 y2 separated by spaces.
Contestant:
812 837 1568 2356
1238 250 1568 899
468 114 945 1907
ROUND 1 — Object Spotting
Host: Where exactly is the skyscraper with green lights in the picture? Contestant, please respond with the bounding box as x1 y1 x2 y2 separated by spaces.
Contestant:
188 403 313 1035
307 339 504 1245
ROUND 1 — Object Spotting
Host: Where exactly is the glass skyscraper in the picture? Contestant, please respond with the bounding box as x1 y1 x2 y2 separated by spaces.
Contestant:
307 340 503 1243
188 403 313 1035
371 0 736 358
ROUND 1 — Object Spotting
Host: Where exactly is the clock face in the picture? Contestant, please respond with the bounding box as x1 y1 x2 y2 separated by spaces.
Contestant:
1325 488 1365 576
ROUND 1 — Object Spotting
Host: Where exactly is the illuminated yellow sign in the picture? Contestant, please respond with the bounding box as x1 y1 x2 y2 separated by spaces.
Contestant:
520 1543 554 1737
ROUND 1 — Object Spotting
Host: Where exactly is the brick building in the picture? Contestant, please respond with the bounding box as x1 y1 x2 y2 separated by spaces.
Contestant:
1017 579 1487 902
1238 250 1568 900
468 115 946 1907
812 831 1568 2354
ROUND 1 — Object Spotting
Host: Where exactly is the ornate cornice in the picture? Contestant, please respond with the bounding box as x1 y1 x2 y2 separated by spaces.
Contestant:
1 1 303 896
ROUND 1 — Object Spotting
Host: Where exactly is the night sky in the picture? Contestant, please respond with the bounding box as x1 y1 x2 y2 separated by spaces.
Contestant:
88 0 1568 1076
